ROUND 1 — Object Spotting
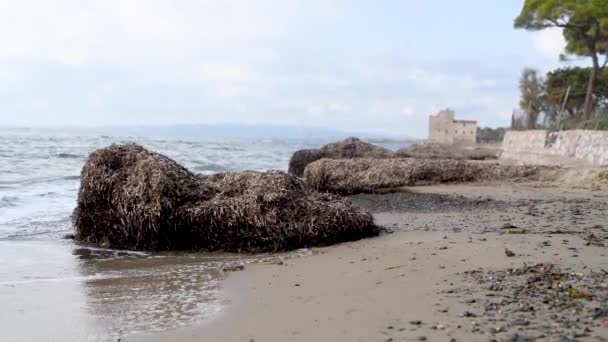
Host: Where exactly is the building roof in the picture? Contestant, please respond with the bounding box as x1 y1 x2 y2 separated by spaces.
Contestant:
453 119 477 124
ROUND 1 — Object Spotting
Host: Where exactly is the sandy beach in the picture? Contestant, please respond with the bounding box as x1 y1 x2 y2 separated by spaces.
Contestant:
127 183 608 342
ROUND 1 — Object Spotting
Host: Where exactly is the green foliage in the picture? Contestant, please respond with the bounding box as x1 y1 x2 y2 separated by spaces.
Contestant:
515 66 608 131
515 0 608 56
515 0 608 118
546 67 608 115
556 112 608 130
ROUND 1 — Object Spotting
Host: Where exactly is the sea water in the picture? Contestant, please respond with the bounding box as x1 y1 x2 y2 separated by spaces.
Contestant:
0 127 405 341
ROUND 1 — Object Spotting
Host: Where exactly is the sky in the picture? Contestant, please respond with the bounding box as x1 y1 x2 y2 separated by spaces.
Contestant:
0 0 573 138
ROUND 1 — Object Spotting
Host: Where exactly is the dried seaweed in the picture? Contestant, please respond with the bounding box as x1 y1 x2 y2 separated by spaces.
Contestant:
288 137 393 177
73 144 379 252
395 143 500 160
304 158 542 194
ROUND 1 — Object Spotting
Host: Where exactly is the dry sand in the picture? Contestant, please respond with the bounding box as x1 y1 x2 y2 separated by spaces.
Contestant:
128 184 608 342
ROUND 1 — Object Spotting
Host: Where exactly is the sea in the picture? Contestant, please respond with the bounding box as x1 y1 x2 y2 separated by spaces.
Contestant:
0 126 407 341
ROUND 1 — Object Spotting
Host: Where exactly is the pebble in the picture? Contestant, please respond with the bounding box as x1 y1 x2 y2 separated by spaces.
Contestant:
460 311 477 318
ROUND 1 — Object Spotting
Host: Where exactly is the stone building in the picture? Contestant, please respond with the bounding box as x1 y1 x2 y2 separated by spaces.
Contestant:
428 109 477 144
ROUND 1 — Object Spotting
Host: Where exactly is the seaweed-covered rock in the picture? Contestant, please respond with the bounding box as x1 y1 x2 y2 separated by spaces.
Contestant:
304 158 541 194
73 144 378 252
288 137 393 177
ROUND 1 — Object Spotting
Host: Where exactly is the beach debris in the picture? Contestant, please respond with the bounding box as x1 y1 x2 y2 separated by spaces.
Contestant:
568 287 593 300
594 298 608 319
501 223 518 230
460 311 477 318
462 263 608 340
584 233 605 247
288 137 393 177
222 265 245 272
384 265 403 270
303 158 543 194
73 144 379 252
504 248 516 257
268 259 285 266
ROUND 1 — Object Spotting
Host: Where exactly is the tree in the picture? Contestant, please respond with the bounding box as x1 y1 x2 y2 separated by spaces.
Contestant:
514 0 608 119
546 67 608 117
519 68 546 129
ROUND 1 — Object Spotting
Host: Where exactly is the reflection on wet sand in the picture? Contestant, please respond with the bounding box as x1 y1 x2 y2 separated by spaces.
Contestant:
75 249 229 340
0 240 236 341
0 238 310 341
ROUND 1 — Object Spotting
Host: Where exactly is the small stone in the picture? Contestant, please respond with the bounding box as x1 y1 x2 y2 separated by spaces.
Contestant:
416 337 427 341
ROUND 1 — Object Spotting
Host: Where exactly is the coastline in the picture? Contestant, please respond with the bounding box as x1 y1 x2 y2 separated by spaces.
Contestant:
128 183 608 342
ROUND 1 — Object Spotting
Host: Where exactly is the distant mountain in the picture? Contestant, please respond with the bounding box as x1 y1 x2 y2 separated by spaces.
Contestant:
4 123 417 143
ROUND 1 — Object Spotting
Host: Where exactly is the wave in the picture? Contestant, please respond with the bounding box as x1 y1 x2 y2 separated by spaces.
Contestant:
0 273 124 286
55 153 83 159
5 175 80 187
192 163 226 173
0 196 19 208
0 217 72 240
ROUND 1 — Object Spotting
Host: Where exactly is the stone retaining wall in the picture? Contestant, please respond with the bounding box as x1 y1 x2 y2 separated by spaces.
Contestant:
501 130 608 166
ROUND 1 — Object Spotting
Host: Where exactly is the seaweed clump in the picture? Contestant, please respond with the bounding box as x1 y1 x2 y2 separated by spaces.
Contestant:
395 143 501 160
304 158 541 194
288 137 393 177
73 144 378 252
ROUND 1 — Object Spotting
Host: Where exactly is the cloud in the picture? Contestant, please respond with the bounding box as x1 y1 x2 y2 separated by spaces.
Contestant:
532 28 566 61
0 0 334 66
0 0 540 136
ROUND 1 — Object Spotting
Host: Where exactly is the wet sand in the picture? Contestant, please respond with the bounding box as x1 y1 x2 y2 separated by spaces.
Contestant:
0 237 311 342
129 184 608 342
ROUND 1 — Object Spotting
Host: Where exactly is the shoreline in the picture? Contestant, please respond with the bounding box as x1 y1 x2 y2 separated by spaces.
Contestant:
128 183 608 342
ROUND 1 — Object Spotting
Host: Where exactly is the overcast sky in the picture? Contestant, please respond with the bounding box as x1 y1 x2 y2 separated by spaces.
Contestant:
0 0 569 137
